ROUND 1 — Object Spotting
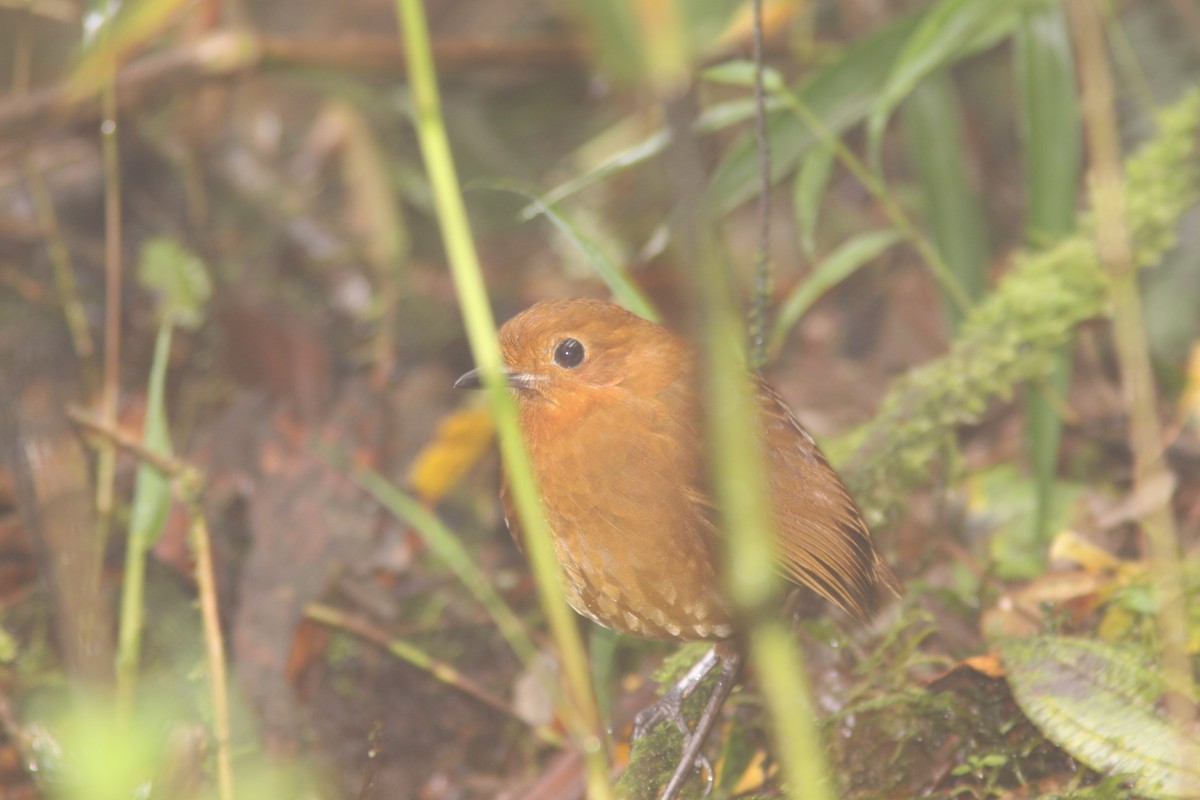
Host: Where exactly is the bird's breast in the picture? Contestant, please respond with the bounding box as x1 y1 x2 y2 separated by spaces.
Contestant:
516 398 734 641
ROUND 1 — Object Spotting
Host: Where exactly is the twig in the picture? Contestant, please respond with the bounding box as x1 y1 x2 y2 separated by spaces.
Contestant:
67 406 190 478
66 405 233 800
187 503 234 800
0 32 584 141
304 602 564 747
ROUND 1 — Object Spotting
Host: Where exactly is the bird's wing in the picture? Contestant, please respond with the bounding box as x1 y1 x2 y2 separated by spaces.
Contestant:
757 379 900 622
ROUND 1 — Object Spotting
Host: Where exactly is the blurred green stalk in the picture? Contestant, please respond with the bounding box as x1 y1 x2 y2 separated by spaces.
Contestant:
391 1 612 795
1017 3 1080 558
901 70 989 330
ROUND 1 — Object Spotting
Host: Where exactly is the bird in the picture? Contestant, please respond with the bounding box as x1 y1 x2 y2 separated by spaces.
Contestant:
455 297 900 798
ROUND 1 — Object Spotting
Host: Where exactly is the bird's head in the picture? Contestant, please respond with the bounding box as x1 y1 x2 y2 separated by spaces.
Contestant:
455 298 691 419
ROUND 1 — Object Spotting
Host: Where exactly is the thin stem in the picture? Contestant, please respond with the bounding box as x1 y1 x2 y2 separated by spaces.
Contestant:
305 603 564 747
10 1 97 392
1068 0 1193 727
25 170 99 393
95 0 123 565
187 499 234 800
747 0 771 374
752 621 835 800
391 1 611 795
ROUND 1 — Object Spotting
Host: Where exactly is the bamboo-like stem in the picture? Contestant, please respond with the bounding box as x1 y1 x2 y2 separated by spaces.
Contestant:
1068 0 1193 727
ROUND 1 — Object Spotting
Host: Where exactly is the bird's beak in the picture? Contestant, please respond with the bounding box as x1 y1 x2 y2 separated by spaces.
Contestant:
453 367 485 390
453 367 536 391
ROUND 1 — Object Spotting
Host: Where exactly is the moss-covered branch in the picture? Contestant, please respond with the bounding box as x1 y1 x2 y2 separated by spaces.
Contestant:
844 90 1200 521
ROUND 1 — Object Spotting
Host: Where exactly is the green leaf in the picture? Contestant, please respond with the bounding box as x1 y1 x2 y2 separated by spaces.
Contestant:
1017 3 1081 245
1003 636 1200 798
709 11 922 213
792 140 835 259
768 229 901 358
900 70 990 329
127 323 175 551
71 0 197 95
1017 2 1081 556
136 237 211 330
867 0 1028 162
701 59 758 87
353 467 538 666
482 181 660 323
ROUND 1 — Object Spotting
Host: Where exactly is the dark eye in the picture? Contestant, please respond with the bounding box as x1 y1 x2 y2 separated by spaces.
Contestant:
553 338 585 368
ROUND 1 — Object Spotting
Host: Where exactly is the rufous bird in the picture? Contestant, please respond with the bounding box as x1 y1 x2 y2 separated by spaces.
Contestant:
456 297 899 799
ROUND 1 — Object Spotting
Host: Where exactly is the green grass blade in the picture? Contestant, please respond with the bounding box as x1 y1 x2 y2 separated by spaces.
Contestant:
1017 2 1081 555
768 229 902 358
480 180 660 322
867 0 1027 163
393 0 611 793
793 140 835 259
710 12 921 213
900 70 990 329
115 321 174 709
1018 4 1082 246
354 468 539 665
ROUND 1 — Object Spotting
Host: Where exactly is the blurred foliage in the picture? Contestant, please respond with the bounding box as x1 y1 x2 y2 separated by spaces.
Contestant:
843 90 1200 522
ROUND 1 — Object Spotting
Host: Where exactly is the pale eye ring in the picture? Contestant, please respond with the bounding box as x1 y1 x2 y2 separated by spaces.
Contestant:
553 338 585 368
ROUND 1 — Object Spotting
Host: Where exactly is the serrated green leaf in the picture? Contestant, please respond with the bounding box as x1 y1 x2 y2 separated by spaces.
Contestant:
1003 636 1200 799
136 238 211 330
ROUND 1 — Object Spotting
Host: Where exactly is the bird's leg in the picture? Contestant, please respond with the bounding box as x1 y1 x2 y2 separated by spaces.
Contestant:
632 643 743 800
632 646 720 741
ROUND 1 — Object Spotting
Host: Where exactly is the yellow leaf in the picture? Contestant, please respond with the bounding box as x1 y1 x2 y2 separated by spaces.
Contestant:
728 746 774 794
1048 530 1121 574
407 406 495 504
1178 340 1200 424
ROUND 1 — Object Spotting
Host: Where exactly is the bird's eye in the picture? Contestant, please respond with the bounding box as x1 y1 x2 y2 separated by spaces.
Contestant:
553 338 585 368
